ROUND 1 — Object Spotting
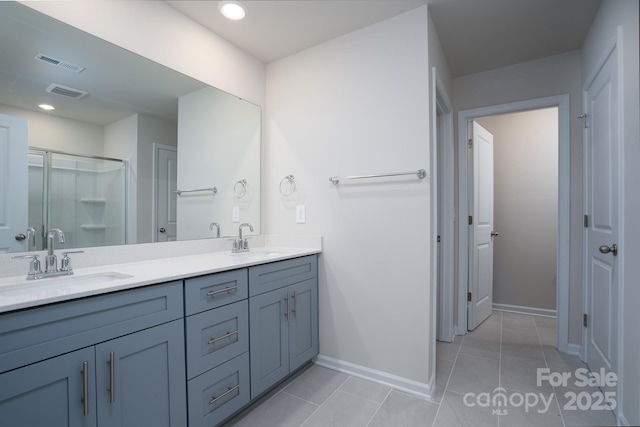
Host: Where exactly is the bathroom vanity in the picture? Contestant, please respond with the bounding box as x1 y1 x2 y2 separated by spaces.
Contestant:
0 248 319 427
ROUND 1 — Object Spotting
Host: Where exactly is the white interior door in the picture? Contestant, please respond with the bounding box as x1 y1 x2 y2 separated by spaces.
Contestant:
468 121 495 330
0 114 28 253
154 144 177 242
584 47 619 387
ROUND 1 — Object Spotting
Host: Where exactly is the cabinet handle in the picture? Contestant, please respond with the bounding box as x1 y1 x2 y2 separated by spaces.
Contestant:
284 294 290 321
82 361 89 416
209 384 240 406
292 291 297 319
207 285 238 297
109 352 115 403
208 330 239 345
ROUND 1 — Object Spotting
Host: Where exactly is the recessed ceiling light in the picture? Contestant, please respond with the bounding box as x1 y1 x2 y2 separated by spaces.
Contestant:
38 104 55 111
219 1 246 21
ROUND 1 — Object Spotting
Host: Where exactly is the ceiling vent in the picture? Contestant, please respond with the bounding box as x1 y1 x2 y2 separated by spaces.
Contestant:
45 83 89 99
35 53 85 73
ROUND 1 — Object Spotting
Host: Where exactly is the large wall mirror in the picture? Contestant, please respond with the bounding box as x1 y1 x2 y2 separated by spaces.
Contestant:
0 2 261 254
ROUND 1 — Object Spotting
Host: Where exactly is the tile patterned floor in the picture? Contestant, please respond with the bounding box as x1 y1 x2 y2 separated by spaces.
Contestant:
224 312 618 427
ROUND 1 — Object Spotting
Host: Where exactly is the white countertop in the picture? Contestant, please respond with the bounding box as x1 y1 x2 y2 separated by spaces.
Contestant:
0 246 320 314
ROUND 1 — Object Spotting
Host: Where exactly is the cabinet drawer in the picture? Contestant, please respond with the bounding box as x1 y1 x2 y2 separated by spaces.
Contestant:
249 255 317 296
0 281 183 374
186 300 248 379
187 352 250 427
185 269 248 315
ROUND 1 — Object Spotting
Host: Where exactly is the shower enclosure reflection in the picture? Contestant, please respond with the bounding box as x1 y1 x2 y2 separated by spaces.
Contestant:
28 149 127 250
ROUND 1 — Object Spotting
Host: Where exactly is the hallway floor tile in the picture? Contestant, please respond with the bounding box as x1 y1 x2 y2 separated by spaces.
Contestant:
224 312 618 427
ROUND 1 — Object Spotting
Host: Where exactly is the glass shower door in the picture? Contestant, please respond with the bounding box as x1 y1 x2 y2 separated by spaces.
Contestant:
28 149 127 250
48 153 126 249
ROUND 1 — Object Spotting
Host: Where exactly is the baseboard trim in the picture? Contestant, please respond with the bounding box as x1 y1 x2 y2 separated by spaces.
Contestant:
618 411 630 426
313 354 432 400
566 343 582 357
492 303 557 318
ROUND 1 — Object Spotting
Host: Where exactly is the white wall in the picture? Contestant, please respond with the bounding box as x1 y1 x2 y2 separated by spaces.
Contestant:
581 1 640 425
427 13 453 98
177 87 261 240
104 115 138 243
477 108 558 311
0 104 103 156
265 6 432 390
454 51 584 345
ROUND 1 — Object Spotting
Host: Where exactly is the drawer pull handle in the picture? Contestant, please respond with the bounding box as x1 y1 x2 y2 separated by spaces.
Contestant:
82 361 89 416
207 285 238 297
108 352 115 403
284 294 290 321
208 330 239 345
210 384 240 405
292 290 297 319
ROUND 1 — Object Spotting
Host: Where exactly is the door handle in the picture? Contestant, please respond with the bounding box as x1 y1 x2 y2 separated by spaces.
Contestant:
108 352 115 403
599 244 618 256
284 294 290 321
491 231 499 237
82 361 89 416
159 227 166 233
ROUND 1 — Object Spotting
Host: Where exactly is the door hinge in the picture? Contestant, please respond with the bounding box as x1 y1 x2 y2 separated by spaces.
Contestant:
468 139 473 149
583 313 588 327
467 292 472 302
584 215 589 228
437 235 441 243
578 113 589 128
468 216 473 225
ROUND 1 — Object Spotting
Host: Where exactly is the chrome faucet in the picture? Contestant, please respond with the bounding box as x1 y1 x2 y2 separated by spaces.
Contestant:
209 222 220 238
45 228 65 273
13 228 83 280
233 223 253 253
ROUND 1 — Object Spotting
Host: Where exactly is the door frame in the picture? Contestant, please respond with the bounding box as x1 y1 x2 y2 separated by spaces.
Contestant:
151 143 177 243
456 94 571 352
432 68 455 344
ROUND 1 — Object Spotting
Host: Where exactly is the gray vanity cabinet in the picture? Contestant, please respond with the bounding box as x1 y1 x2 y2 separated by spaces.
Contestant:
0 282 187 427
0 253 319 427
0 347 96 427
249 256 318 398
184 269 250 427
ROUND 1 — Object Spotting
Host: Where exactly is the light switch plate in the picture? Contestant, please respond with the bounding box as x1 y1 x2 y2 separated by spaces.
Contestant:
232 206 240 222
296 205 306 224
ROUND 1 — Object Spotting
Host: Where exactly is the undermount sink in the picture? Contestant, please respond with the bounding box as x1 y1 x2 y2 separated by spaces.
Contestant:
230 251 283 258
0 272 134 297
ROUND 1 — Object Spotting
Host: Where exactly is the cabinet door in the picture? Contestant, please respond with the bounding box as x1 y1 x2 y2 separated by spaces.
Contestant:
96 320 186 427
0 347 96 427
289 279 319 371
249 288 289 398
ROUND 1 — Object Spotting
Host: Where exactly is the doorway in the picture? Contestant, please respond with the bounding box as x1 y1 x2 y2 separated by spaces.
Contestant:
475 107 559 320
456 95 571 352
